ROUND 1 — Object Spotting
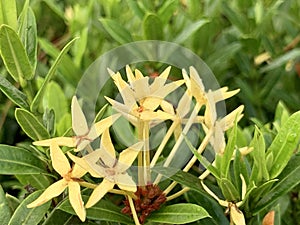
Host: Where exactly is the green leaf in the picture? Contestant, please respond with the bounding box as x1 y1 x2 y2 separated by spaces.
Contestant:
43 81 68 124
254 153 300 214
0 185 11 225
15 174 51 190
126 0 145 20
0 76 29 109
0 144 47 174
15 108 50 141
42 208 81 225
0 25 33 82
99 18 133 44
30 37 78 112
18 1 37 72
6 194 20 214
143 13 163 40
173 19 210 44
73 27 88 67
152 166 205 194
148 203 210 224
219 178 240 202
157 0 178 23
184 135 220 179
0 0 17 30
267 111 300 179
8 191 51 225
260 48 300 73
220 123 238 178
58 197 133 224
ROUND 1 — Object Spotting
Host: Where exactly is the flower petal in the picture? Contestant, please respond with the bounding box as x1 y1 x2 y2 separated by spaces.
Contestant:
71 163 87 178
149 66 171 92
132 77 150 100
176 91 192 118
231 205 246 225
50 143 71 176
72 96 89 136
33 137 75 147
204 90 216 128
85 178 115 208
139 110 174 121
141 97 162 111
126 65 136 84
212 87 240 103
115 173 137 192
152 80 184 99
94 114 120 136
219 105 244 131
100 129 116 167
116 142 143 172
67 152 102 178
68 181 86 222
27 179 67 208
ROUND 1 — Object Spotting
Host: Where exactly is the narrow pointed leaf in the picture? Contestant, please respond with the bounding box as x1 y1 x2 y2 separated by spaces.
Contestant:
0 145 47 174
219 178 240 202
143 13 163 40
8 191 50 225
148 203 210 224
0 25 33 81
99 18 133 44
15 108 50 141
126 0 145 19
0 185 11 225
30 37 78 112
174 19 209 44
0 76 29 109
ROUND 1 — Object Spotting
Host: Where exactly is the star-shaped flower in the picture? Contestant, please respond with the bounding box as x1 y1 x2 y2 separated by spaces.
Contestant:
105 65 184 125
27 142 87 221
33 96 118 152
68 128 143 208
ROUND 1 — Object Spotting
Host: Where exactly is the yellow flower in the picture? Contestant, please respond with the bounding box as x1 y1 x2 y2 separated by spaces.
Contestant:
33 96 118 152
68 128 144 208
105 65 184 125
27 143 87 222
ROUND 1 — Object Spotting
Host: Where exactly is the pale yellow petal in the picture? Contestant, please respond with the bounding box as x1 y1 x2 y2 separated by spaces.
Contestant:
115 173 137 192
85 179 115 208
149 66 171 92
101 129 115 158
68 181 86 222
132 77 150 100
126 65 136 83
50 143 71 176
176 91 192 118
231 205 246 225
105 96 136 115
27 179 67 208
212 87 240 103
94 114 120 135
33 137 75 147
142 97 161 111
139 110 174 121
71 163 87 178
219 105 244 131
134 68 144 80
189 67 206 105
158 66 171 80
116 142 143 172
204 90 217 128
182 69 191 91
67 152 102 178
75 139 91 152
71 96 89 136
152 80 185 99
160 100 175 115
210 122 225 154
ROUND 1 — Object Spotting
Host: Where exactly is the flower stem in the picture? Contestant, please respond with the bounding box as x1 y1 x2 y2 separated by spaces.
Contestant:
128 195 141 225
143 121 151 184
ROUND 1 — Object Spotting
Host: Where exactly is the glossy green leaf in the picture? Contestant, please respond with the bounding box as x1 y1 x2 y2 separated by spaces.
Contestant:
42 209 81 225
6 194 20 214
0 0 17 30
0 185 11 225
56 113 72 136
219 178 240 202
0 76 29 109
143 13 163 40
30 37 78 112
153 166 205 194
0 25 33 81
8 191 50 225
233 149 249 191
43 108 55 136
148 203 210 224
99 18 133 44
254 153 300 214
58 197 133 224
15 108 50 141
18 1 37 72
15 174 51 190
267 111 300 178
0 145 47 174
73 27 88 67
173 19 209 44
274 101 290 128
